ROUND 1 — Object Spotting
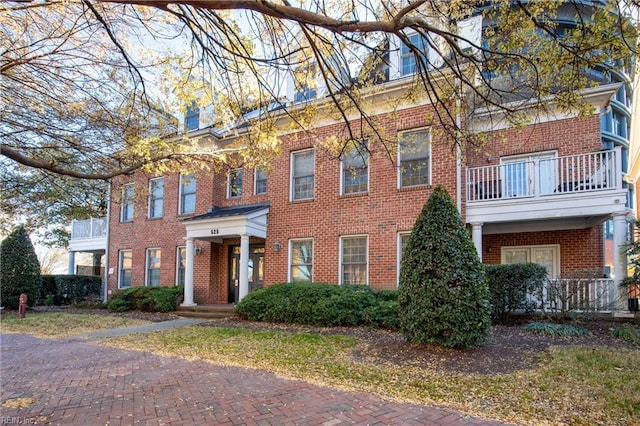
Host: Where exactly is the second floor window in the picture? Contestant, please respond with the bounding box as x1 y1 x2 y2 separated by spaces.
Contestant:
401 32 429 76
120 183 134 222
228 169 243 198
179 174 196 215
341 142 369 194
255 167 268 195
148 178 164 219
291 150 315 201
185 103 200 131
399 128 430 188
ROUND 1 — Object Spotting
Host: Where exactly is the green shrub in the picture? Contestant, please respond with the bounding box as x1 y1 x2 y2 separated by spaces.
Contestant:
612 324 640 345
235 283 399 328
398 185 492 348
485 263 548 324
41 275 102 304
0 225 42 308
524 322 590 337
107 285 183 312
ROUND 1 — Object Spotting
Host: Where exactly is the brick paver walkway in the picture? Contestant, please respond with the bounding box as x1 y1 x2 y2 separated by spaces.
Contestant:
1 332 510 425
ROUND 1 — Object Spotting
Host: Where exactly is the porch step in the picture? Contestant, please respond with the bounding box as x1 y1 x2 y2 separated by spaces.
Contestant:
176 304 237 320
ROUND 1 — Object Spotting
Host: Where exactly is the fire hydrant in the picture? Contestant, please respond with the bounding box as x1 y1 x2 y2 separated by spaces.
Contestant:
18 293 27 319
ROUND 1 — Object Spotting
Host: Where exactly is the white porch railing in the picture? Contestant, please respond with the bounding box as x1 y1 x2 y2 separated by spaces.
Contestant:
467 148 621 202
528 278 616 313
71 218 107 240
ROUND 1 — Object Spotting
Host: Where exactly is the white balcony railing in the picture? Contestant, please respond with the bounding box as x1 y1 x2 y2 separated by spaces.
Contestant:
71 218 107 240
528 278 616 313
467 148 621 202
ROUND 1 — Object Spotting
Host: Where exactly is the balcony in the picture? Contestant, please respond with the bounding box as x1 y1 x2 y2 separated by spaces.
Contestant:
68 217 107 253
465 148 628 232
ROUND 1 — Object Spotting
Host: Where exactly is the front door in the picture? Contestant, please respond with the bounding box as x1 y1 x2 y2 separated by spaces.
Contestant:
228 245 265 303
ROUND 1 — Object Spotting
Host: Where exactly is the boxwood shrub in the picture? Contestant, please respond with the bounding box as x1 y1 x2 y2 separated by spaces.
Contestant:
41 275 102 305
107 285 184 312
235 282 399 328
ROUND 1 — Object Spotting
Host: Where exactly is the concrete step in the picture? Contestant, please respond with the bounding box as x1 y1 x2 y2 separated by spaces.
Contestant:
175 304 237 320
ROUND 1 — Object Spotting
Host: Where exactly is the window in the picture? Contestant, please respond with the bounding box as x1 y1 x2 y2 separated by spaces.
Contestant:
148 178 164 218
185 103 200 131
502 245 559 278
291 150 315 200
120 183 134 222
179 174 196 215
290 239 313 282
500 151 556 197
294 85 316 103
118 250 132 289
397 232 411 286
228 169 243 198
340 236 368 285
341 142 369 195
176 246 186 286
146 248 161 286
255 166 267 195
401 32 429 76
293 65 317 102
399 128 430 188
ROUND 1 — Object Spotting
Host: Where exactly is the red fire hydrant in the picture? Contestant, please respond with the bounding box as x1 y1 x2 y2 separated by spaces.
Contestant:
18 293 27 319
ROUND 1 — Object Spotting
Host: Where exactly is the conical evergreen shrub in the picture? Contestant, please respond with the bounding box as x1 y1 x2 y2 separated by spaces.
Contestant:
0 225 42 308
398 185 491 348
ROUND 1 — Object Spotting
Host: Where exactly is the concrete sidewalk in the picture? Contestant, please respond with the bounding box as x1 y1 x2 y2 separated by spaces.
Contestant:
73 318 206 341
1 331 511 426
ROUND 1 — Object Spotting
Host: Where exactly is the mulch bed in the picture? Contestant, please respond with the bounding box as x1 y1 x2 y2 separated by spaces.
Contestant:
17 306 640 375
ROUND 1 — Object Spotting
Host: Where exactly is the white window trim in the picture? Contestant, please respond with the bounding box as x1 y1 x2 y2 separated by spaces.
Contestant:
120 183 135 222
397 127 432 189
145 247 162 287
397 232 411 287
339 235 369 285
290 149 315 201
227 168 243 199
288 238 314 283
340 142 369 196
178 174 196 215
176 246 186 286
254 166 267 195
118 249 132 289
148 177 164 219
501 244 561 278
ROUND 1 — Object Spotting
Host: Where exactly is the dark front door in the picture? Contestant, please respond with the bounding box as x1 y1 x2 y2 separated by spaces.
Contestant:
228 245 265 303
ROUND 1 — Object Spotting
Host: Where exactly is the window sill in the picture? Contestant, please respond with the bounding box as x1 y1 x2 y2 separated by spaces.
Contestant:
398 184 431 192
339 192 369 199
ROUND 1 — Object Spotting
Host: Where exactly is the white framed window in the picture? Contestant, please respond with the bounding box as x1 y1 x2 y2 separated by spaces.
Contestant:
120 183 135 222
397 232 411 287
401 32 429 76
176 246 186 286
179 174 196 215
118 250 132 289
185 103 200 131
501 244 560 278
291 149 315 201
341 141 369 195
500 151 557 197
228 169 243 198
146 248 161 287
398 128 431 188
289 239 313 282
148 178 164 219
254 166 267 195
340 235 368 285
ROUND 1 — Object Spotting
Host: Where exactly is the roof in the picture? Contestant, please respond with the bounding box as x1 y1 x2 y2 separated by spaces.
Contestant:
182 202 271 222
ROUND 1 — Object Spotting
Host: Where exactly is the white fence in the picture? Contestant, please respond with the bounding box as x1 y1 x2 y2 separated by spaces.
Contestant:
528 278 616 314
71 218 107 240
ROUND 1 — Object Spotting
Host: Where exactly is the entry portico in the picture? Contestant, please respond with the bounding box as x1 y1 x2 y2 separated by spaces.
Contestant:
181 202 270 306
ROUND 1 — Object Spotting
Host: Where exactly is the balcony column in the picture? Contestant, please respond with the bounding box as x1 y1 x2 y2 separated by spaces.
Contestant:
612 213 628 309
67 251 76 275
238 234 250 301
470 222 484 261
181 237 197 307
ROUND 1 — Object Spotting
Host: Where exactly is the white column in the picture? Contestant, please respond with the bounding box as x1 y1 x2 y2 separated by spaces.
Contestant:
68 251 76 275
471 222 483 262
181 237 197 307
238 234 250 301
612 213 628 309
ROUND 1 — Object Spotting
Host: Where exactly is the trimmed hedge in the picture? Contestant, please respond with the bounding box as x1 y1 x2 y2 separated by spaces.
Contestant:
41 275 102 305
107 285 184 312
235 282 399 328
485 263 547 324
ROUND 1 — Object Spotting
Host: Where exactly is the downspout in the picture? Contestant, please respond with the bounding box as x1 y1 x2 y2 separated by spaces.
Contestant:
103 180 111 303
456 79 463 211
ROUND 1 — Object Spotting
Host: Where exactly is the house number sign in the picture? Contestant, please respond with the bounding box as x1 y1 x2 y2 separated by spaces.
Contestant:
210 229 220 235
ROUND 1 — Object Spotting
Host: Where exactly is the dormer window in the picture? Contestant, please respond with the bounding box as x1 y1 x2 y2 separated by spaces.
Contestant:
294 85 317 103
184 103 200 131
401 33 429 76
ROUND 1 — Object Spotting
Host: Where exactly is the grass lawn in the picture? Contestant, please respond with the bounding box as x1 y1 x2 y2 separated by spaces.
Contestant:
2 312 638 425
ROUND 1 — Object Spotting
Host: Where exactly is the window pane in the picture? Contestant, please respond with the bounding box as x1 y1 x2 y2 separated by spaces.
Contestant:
180 175 196 214
121 184 134 221
177 247 186 286
255 167 267 194
401 33 429 75
147 249 161 286
149 179 164 218
342 145 368 194
119 251 132 288
292 151 314 200
342 237 367 285
229 169 243 198
291 240 313 282
399 130 430 187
